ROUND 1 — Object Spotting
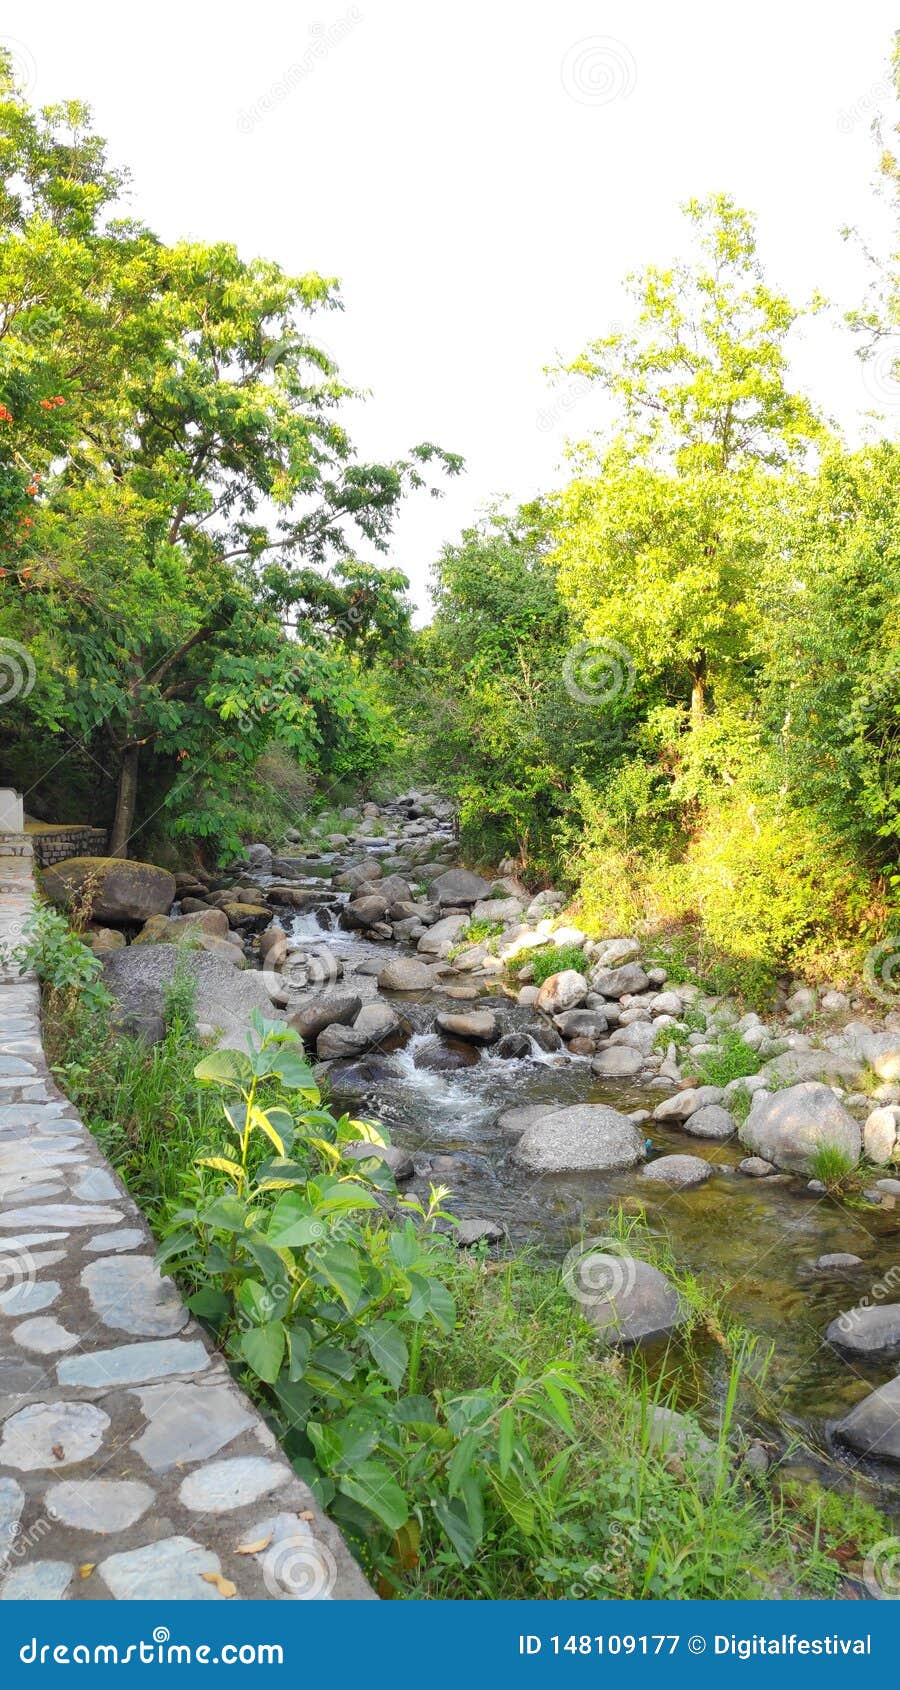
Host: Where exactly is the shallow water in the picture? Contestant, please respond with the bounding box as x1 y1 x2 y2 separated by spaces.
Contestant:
270 883 900 1508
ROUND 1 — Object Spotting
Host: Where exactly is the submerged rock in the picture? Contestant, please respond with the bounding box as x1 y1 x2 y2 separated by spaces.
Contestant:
641 1154 713 1189
825 1303 900 1357
835 1377 900 1462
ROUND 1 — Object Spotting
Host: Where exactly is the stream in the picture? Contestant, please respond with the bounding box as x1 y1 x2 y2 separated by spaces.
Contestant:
250 843 900 1518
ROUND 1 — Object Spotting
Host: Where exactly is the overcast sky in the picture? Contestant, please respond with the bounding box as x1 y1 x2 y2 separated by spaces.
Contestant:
4 1 898 612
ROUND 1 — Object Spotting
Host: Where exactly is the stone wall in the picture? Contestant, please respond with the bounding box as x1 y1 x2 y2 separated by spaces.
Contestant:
30 827 109 868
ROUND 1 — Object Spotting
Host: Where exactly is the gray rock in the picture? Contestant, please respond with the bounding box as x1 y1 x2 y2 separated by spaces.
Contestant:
815 1253 863 1271
130 1382 255 1472
58 1338 208 1387
83 1229 144 1253
46 1479 156 1533
103 944 276 1046
340 893 389 930
577 1256 685 1343
497 1104 551 1140
0 1280 60 1316
739 1157 777 1177
647 1403 718 1468
289 995 363 1043
417 913 470 956
641 1155 713 1189
0 1401 109 1470
353 1001 402 1045
11 1316 78 1353
858 1032 900 1082
316 1024 370 1061
453 1218 504 1247
590 962 651 999
377 957 437 992
80 1255 188 1338
495 1032 533 1059
553 1009 609 1038
652 1086 724 1122
430 868 492 907
512 1105 645 1173
863 1104 900 1165
591 1046 644 1079
609 1020 659 1056
98 1535 226 1601
682 1104 736 1141
760 1048 861 1088
342 1140 414 1180
434 1010 498 1043
826 1303 900 1356
739 1082 861 1173
593 937 641 968
178 1456 287 1513
43 856 176 924
0 1561 74 1600
835 1377 900 1461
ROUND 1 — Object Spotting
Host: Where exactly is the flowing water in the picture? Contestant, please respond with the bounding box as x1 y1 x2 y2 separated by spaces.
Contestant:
258 868 900 1511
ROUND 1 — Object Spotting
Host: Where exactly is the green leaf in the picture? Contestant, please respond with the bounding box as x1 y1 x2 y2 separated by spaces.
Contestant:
393 1394 437 1428
200 1194 249 1234
287 1325 312 1382
311 1244 362 1312
432 1495 478 1565
240 1320 285 1384
490 1470 536 1535
362 1320 408 1389
153 1229 195 1268
426 1280 456 1334
194 1048 253 1090
266 1191 322 1248
187 1286 231 1322
498 1405 515 1477
337 1462 409 1531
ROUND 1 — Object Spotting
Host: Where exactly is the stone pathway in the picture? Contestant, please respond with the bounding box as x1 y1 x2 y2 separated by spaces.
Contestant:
0 856 372 1600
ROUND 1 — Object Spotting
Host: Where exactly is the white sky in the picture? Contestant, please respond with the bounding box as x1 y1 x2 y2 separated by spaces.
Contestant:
5 0 899 613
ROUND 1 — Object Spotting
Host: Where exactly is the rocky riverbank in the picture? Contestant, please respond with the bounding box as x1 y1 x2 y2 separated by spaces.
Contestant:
39 792 900 1490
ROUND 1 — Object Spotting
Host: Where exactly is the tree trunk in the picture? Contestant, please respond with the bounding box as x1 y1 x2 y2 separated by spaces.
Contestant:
109 745 140 858
690 654 707 727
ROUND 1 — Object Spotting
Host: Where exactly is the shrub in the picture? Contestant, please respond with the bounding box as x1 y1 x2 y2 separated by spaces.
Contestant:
809 1142 860 1194
529 944 589 986
686 1028 762 1087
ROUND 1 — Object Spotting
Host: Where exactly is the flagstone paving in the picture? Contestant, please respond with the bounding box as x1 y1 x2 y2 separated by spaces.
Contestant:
0 853 372 1600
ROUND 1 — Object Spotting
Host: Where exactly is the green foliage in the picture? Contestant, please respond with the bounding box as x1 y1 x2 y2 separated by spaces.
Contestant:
808 1143 860 1194
686 1029 762 1088
528 945 589 986
158 1015 582 1580
5 903 111 1013
460 917 505 944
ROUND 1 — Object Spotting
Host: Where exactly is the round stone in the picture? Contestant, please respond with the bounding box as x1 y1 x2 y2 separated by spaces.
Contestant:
80 1255 187 1337
641 1154 713 1189
46 1479 156 1533
178 1457 288 1513
0 1401 109 1470
12 1316 79 1353
0 1560 74 1600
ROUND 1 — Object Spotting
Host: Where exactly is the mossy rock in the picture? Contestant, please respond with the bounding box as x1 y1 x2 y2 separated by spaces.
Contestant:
42 857 176 924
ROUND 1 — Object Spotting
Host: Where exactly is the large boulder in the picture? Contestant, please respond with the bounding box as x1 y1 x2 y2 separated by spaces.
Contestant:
835 1377 900 1462
43 857 175 924
102 944 276 1045
739 1081 861 1173
353 1000 403 1046
681 1104 735 1141
289 995 362 1043
512 1105 645 1173
591 1046 644 1079
434 1010 498 1044
573 1255 685 1344
535 970 588 1016
417 913 470 956
863 1104 900 1165
590 962 650 999
652 1086 724 1122
858 1032 900 1082
759 1049 861 1088
430 868 492 907
340 894 389 931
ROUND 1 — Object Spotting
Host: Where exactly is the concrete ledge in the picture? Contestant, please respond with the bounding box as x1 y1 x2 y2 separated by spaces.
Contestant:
0 867 373 1600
